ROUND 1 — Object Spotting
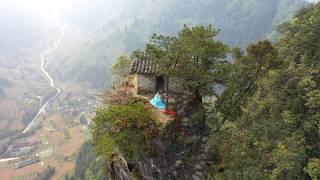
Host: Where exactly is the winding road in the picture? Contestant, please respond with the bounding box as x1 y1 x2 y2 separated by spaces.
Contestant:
23 22 65 133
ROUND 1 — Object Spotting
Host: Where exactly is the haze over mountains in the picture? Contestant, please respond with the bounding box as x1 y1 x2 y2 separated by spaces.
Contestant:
0 5 61 138
51 0 309 89
0 7 41 58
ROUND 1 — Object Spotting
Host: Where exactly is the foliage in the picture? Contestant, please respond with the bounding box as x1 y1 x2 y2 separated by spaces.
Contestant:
304 158 320 180
206 3 320 179
212 40 279 130
92 101 159 163
132 25 229 97
111 55 132 76
90 3 319 179
36 166 55 180
72 141 107 180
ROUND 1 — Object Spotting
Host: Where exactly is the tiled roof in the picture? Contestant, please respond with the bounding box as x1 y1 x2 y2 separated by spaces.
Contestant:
130 59 159 74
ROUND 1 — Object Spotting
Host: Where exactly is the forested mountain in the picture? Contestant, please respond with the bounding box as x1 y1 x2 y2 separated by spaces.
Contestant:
209 3 320 178
88 2 320 179
53 0 308 89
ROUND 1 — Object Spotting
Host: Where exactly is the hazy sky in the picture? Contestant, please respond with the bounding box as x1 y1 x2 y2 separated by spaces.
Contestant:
0 0 126 23
0 0 77 20
0 0 318 22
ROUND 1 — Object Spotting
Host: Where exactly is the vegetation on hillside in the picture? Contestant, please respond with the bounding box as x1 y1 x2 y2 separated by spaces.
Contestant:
71 141 106 180
135 25 229 98
87 2 320 180
92 102 159 163
208 3 320 179
35 166 55 180
53 0 308 89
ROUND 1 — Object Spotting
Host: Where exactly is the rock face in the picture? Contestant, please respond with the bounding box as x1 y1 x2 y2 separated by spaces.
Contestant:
130 92 211 179
175 92 206 132
106 92 211 179
110 153 132 180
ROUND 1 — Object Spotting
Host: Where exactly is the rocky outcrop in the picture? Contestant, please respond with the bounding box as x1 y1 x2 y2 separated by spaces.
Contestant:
130 92 211 180
110 153 132 180
175 92 206 134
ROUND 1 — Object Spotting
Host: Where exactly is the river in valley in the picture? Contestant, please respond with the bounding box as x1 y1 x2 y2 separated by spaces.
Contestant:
23 22 65 133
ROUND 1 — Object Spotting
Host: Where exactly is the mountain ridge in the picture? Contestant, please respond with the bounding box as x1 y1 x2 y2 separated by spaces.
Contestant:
52 0 309 89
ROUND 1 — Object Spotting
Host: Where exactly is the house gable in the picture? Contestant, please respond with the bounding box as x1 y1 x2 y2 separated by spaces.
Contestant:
130 58 184 95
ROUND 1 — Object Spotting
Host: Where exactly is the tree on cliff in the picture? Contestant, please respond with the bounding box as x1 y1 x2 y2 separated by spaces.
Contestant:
91 4 320 177
208 3 320 179
91 85 159 179
133 25 229 99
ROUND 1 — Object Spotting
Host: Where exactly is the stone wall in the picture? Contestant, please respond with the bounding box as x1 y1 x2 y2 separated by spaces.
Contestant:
137 74 156 94
134 74 184 95
167 77 184 94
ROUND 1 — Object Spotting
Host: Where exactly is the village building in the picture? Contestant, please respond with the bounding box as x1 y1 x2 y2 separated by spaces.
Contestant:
15 157 40 169
129 58 184 95
19 146 32 155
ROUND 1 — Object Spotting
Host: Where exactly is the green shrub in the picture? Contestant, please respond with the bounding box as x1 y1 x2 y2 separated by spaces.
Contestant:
305 158 320 180
92 102 159 162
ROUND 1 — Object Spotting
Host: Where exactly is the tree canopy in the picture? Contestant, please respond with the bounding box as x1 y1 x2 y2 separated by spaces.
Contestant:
207 3 320 179
91 4 320 178
133 25 229 97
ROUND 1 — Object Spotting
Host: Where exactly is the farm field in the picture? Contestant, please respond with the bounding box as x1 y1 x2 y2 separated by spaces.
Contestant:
0 15 101 179
0 51 101 178
0 111 89 180
0 46 55 139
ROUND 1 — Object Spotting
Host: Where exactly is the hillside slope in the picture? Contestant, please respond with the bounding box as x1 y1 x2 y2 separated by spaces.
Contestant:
53 0 308 89
86 2 320 179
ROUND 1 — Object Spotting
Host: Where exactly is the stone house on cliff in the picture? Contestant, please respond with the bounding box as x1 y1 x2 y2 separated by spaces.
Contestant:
130 59 184 95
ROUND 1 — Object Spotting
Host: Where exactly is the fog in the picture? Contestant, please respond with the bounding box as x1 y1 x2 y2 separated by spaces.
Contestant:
0 0 126 23
0 0 127 57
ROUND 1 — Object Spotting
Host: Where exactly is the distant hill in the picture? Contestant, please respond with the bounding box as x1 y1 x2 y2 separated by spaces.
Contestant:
53 0 309 89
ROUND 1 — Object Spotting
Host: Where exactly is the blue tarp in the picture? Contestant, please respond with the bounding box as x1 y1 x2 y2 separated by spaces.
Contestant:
150 94 165 109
